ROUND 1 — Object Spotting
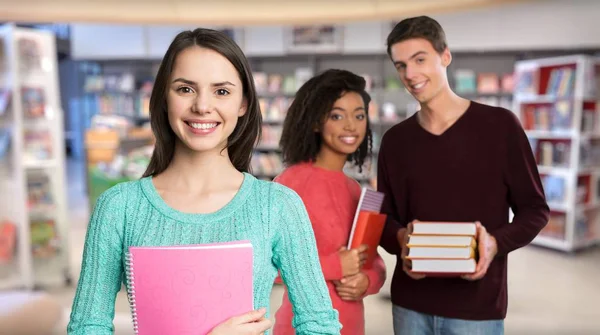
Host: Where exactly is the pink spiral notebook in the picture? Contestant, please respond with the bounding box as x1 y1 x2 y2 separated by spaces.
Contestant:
126 241 254 335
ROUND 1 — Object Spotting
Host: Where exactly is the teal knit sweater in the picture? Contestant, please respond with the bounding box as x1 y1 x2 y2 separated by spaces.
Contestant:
67 173 342 334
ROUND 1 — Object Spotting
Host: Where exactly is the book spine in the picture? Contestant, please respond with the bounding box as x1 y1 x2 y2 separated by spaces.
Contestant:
125 251 139 334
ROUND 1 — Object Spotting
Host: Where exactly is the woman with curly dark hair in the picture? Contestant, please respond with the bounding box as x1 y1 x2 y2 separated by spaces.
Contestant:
273 69 386 335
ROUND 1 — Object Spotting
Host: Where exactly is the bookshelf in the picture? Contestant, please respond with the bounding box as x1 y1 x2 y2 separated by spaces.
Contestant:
247 52 523 188
512 54 600 252
64 44 600 207
0 24 71 290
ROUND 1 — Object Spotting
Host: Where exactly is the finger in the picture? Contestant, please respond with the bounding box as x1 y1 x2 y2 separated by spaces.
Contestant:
232 308 267 324
462 263 487 281
408 271 426 280
401 247 408 260
341 296 358 301
245 318 273 332
358 244 369 252
462 272 483 281
336 286 358 294
403 262 426 280
339 246 347 252
408 220 418 233
340 294 359 301
337 290 358 298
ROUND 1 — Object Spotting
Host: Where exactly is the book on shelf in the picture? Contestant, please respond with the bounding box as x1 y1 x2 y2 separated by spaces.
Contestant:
545 67 575 97
540 213 566 240
250 152 282 178
18 37 42 73
453 69 476 94
27 172 54 210
347 188 386 269
0 128 11 161
295 67 313 90
477 73 500 94
0 89 11 116
541 175 566 204
21 87 46 119
501 73 515 93
408 221 478 276
283 76 296 94
127 241 254 335
23 129 53 161
268 74 283 93
0 220 16 263
253 72 268 93
515 69 538 95
30 218 59 258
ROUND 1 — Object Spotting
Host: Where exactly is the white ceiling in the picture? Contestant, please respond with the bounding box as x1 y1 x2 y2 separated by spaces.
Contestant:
0 0 534 25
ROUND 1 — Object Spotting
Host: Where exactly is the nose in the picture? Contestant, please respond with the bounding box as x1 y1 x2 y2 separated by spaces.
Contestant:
192 91 211 114
344 117 356 131
404 64 416 81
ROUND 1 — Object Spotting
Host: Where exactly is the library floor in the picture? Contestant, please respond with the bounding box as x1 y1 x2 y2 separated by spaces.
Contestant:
46 159 600 335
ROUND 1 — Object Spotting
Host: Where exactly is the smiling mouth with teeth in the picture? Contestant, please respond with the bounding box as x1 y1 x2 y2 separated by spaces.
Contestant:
185 121 218 130
412 82 426 89
340 136 358 144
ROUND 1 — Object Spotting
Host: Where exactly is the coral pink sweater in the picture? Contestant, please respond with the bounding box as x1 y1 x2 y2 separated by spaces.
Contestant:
273 162 386 335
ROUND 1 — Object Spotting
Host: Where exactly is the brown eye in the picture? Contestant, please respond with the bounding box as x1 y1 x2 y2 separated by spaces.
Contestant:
177 86 194 94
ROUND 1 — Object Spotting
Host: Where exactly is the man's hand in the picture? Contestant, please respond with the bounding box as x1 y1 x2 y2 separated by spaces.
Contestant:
334 272 369 301
399 220 426 280
462 221 498 281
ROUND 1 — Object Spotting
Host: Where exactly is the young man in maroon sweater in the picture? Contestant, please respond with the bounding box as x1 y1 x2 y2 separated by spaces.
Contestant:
377 16 550 334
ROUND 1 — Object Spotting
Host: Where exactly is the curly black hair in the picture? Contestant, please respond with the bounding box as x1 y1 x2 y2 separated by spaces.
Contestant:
279 69 372 171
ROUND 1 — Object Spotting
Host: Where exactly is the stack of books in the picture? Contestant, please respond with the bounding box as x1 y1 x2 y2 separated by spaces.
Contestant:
407 222 478 276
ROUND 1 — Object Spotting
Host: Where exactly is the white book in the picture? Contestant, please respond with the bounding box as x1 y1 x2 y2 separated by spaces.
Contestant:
411 259 476 274
407 246 475 259
412 222 477 236
407 235 476 248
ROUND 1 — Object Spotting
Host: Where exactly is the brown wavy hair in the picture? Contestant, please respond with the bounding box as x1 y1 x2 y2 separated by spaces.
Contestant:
142 28 261 177
279 69 372 171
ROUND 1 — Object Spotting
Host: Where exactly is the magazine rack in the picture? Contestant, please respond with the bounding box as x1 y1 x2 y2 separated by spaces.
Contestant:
0 24 70 289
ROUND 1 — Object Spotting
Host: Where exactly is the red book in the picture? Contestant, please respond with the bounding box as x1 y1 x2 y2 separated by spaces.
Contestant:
347 211 387 269
347 188 386 269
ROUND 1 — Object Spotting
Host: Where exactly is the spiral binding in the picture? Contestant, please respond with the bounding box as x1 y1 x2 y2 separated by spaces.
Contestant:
125 251 139 334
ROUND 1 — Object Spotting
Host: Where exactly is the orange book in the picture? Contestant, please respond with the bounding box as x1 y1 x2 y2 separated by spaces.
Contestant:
347 211 387 269
0 220 16 263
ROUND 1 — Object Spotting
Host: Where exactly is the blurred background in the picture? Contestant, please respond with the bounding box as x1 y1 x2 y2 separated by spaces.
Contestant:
0 0 599 334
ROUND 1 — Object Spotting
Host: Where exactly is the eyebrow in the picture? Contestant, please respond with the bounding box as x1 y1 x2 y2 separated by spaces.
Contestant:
393 50 427 66
331 106 366 112
172 78 235 87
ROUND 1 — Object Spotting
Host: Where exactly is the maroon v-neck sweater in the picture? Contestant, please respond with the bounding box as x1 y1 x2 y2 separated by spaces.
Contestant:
377 101 549 320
